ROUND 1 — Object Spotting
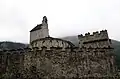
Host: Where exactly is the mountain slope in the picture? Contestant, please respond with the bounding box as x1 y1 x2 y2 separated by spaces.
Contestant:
0 41 28 50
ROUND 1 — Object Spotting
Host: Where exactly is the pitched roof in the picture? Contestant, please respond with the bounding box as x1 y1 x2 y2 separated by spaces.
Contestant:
30 24 42 32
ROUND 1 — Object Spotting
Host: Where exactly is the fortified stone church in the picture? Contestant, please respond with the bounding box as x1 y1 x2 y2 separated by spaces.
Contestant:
0 16 120 79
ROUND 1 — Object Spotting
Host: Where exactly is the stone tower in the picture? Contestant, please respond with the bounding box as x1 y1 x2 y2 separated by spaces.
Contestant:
30 16 49 43
78 30 112 48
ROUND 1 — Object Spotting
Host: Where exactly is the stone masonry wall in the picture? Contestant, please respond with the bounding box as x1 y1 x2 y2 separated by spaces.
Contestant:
30 28 49 43
23 47 118 78
0 49 24 78
0 30 120 79
0 47 119 79
30 37 74 50
78 30 112 48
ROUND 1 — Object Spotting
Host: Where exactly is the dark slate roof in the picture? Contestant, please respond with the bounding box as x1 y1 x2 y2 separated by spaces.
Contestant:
30 24 42 32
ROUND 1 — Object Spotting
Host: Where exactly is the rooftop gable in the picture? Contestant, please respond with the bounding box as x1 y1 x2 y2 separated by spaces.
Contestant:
30 24 42 32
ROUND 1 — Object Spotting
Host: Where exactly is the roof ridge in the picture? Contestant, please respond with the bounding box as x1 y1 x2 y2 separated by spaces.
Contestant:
30 24 42 32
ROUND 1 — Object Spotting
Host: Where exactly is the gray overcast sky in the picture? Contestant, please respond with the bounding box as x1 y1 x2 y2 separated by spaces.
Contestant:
0 0 120 43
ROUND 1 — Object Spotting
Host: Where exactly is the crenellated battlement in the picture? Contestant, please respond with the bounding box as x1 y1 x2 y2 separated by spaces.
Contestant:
78 30 109 42
0 46 114 56
78 30 112 48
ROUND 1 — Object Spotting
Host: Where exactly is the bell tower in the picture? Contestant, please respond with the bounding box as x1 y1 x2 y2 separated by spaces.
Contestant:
42 16 48 25
41 16 48 29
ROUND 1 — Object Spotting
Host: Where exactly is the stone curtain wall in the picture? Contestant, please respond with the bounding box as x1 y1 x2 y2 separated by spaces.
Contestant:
0 47 119 79
23 47 118 78
0 49 24 78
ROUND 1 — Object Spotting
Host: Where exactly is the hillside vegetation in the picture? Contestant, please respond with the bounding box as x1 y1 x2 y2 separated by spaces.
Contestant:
0 41 28 50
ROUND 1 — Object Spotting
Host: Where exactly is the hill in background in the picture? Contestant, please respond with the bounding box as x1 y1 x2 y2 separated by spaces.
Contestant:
0 41 28 50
